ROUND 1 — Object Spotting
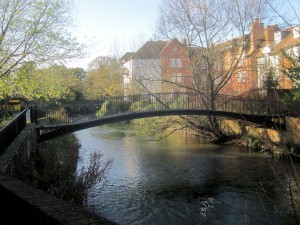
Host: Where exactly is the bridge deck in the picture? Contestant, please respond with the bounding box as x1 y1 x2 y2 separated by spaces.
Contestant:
30 92 287 141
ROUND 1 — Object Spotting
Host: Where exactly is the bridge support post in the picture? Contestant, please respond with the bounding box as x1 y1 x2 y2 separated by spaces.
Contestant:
29 106 37 123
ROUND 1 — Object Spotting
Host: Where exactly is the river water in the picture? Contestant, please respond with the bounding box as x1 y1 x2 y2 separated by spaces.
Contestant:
75 124 300 225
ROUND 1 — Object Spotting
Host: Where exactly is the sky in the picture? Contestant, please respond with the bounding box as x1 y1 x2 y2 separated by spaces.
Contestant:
68 0 300 70
69 0 162 69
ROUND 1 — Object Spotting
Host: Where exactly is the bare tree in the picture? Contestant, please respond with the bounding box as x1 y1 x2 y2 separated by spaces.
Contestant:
150 0 270 141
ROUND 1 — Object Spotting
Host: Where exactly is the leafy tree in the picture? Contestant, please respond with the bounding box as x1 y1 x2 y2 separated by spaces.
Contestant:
0 63 84 102
262 66 279 90
282 49 300 115
69 68 87 81
0 0 84 79
84 56 124 99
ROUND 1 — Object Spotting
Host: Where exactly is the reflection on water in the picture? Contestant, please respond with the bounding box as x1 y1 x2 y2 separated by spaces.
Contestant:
75 125 300 225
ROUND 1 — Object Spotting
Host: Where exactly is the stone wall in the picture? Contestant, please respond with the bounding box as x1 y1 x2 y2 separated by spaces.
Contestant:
0 124 37 175
0 124 118 225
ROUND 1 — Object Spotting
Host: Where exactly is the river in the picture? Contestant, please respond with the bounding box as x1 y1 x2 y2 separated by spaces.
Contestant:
75 124 300 225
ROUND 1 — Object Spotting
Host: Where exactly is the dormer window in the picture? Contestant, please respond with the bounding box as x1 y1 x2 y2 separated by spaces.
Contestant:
293 26 300 38
274 31 289 45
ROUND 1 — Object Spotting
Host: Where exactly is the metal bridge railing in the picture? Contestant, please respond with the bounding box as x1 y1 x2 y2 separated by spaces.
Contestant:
30 92 279 128
0 109 28 154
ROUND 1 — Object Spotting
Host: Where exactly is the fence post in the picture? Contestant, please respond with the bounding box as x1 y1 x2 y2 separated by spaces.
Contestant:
30 106 37 123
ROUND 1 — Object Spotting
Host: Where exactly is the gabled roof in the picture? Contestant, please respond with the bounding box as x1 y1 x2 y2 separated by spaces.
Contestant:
120 52 135 63
160 38 185 53
215 34 251 56
130 40 167 59
256 27 300 58
271 31 300 54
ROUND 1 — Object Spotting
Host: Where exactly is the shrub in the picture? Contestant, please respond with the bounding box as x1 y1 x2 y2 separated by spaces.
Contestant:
14 134 112 206
96 100 131 116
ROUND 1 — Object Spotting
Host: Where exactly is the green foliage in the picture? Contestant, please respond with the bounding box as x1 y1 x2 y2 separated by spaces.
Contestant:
0 63 85 101
262 67 279 90
252 139 261 150
242 134 261 150
0 0 85 79
14 133 112 206
129 100 148 111
96 100 131 116
283 88 300 115
282 49 300 115
84 56 124 99
283 51 300 88
167 95 188 109
128 99 187 140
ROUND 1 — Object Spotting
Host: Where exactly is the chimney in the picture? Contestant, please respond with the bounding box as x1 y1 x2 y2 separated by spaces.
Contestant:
250 19 264 51
182 37 187 46
264 25 279 44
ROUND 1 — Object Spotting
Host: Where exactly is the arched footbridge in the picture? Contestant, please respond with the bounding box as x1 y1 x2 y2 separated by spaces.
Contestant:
30 92 287 142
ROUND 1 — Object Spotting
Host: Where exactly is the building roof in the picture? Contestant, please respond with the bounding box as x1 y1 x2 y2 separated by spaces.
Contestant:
130 40 168 59
120 52 135 63
271 31 300 54
256 26 300 58
160 38 185 53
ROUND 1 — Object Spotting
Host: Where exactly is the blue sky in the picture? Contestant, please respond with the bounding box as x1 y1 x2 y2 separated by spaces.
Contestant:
70 0 162 68
68 0 300 69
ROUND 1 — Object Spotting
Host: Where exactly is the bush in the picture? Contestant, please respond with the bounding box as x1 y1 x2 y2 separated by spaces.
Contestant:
14 134 112 206
96 100 131 116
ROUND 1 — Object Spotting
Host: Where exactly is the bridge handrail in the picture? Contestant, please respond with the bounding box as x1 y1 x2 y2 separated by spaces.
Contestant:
0 109 28 154
31 92 287 128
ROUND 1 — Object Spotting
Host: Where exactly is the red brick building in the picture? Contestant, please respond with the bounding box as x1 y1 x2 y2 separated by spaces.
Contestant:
121 38 192 94
121 20 299 96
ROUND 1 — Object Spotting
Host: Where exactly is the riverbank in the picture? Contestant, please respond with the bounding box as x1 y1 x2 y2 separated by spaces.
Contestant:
219 117 300 158
74 125 300 225
125 115 300 158
13 133 85 204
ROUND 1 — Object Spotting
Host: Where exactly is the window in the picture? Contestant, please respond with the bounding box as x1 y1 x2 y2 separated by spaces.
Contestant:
171 73 183 83
170 58 182 67
171 73 176 82
173 47 178 52
226 59 231 68
238 59 244 66
214 61 220 70
176 59 182 67
286 48 294 57
237 71 246 82
293 26 300 38
177 73 183 82
238 54 246 66
170 58 176 67
214 75 222 85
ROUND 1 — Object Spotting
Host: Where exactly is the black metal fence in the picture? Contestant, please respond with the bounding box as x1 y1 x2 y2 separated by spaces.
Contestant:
30 92 281 128
0 109 28 155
